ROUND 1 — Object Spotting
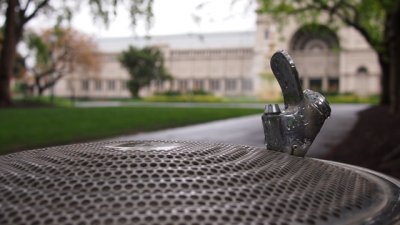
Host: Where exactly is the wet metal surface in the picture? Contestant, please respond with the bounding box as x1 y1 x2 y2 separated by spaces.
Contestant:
0 140 399 224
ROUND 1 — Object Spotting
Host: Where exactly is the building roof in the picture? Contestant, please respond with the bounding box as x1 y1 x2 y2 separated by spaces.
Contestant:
96 31 255 53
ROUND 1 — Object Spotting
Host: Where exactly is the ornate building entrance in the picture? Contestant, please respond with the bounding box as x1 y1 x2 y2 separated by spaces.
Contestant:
290 25 340 93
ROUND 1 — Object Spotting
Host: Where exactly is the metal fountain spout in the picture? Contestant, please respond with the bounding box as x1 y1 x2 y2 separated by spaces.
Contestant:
262 50 331 157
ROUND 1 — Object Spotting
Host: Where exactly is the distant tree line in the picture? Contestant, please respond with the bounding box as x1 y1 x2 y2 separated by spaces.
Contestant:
0 0 153 107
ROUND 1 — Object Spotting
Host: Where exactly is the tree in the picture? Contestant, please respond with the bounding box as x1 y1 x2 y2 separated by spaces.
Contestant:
119 46 171 98
0 0 153 107
25 27 100 96
258 0 400 112
0 29 26 80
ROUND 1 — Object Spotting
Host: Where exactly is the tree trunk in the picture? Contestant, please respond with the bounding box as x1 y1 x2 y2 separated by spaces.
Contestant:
33 75 41 96
0 74 12 107
378 54 390 106
0 0 18 107
378 10 391 106
389 3 400 113
129 81 140 98
38 88 45 96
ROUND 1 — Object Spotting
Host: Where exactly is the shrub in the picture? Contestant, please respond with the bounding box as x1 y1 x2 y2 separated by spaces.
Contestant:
144 95 223 103
154 90 182 96
190 90 210 95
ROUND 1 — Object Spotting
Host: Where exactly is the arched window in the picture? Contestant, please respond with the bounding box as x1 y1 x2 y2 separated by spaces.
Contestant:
289 24 340 93
356 66 369 76
290 24 340 52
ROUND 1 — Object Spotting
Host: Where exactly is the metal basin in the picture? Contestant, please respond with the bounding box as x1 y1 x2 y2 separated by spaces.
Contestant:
0 140 399 225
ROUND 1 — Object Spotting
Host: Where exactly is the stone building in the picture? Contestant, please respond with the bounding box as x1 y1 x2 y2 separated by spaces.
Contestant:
254 15 381 99
52 14 380 99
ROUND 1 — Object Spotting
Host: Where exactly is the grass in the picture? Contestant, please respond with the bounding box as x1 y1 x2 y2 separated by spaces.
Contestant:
0 107 261 154
222 96 267 103
124 94 379 104
325 94 379 104
14 96 74 107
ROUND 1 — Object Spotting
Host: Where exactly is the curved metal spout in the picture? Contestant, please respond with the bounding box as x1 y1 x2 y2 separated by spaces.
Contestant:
262 50 331 157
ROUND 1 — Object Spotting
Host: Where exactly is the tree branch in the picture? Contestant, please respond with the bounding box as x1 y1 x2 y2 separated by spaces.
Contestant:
33 66 56 79
23 0 50 24
41 72 64 91
289 1 382 52
22 0 33 12
290 4 320 14
334 10 381 50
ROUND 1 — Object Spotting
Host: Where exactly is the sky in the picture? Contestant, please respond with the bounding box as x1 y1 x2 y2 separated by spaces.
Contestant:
68 0 257 38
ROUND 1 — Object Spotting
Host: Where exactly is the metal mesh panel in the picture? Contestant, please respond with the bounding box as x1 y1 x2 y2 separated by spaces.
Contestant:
0 140 399 225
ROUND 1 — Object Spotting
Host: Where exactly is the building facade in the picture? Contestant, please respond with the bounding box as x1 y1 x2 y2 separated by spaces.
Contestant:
52 14 380 99
255 15 380 99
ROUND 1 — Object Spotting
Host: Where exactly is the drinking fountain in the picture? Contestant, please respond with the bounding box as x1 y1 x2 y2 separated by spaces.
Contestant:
0 50 399 225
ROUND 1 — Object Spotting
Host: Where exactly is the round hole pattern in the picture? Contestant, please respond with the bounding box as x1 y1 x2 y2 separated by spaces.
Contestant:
0 140 398 225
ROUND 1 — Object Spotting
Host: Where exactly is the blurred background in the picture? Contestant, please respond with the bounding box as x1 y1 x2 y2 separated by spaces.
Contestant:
0 0 399 178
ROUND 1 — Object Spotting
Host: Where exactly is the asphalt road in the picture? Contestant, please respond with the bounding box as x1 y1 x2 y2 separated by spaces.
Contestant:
113 104 370 158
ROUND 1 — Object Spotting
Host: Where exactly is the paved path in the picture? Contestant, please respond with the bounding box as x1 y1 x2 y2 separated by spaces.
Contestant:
113 104 369 158
307 104 369 157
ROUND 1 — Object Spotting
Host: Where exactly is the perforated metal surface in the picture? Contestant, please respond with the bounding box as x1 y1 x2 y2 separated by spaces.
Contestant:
0 140 399 225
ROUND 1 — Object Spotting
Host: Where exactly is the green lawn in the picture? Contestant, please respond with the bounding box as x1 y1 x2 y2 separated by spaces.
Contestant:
0 107 261 154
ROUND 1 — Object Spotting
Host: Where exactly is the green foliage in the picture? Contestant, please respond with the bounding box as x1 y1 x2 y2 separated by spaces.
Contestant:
147 89 220 102
0 107 260 153
11 54 26 78
86 0 153 28
0 0 154 106
258 0 396 53
119 46 172 97
12 82 30 97
24 27 101 96
260 72 275 82
222 96 266 103
154 90 182 96
18 0 154 29
324 93 379 104
14 96 73 107
190 89 211 96
27 33 50 68
154 90 211 96
144 95 223 103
